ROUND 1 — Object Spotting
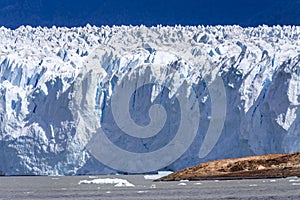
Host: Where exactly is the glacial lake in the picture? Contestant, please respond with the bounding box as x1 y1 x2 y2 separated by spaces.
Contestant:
0 175 300 200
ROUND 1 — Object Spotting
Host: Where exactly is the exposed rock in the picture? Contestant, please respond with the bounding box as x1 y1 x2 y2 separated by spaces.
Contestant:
157 152 300 181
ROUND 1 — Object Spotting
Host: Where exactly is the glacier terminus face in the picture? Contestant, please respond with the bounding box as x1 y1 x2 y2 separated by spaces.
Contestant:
0 25 300 175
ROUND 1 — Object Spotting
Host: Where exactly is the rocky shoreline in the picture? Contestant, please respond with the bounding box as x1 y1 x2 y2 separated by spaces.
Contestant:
157 152 300 181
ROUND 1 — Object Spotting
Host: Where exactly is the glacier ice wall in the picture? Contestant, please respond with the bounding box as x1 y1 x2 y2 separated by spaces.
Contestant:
0 25 300 175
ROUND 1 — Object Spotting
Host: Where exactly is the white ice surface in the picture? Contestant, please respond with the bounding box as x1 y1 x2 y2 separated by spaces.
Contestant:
78 178 135 187
0 25 300 175
144 171 173 180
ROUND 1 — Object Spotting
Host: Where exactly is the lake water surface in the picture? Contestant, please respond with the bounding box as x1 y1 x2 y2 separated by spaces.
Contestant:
0 175 300 199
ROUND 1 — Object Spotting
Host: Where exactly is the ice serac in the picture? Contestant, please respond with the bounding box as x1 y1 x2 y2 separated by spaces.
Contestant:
0 25 300 175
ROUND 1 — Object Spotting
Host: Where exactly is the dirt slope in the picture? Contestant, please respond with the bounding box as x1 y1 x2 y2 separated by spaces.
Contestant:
157 152 300 181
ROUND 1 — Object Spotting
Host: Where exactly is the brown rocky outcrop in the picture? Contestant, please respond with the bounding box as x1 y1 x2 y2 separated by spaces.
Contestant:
157 152 300 181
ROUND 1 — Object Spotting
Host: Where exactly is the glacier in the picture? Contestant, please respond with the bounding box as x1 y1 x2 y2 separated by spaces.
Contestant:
0 25 300 175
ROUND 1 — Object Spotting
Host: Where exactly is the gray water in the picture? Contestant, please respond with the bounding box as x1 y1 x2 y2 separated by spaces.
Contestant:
0 175 300 200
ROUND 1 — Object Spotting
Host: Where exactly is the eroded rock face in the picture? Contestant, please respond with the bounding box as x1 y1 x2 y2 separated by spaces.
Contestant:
157 152 300 181
0 25 300 175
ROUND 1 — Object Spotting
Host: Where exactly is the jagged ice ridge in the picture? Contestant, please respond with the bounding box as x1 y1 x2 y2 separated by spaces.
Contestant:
0 25 300 175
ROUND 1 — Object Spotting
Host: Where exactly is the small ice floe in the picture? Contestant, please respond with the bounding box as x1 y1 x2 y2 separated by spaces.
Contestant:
249 184 258 187
179 180 189 182
269 179 277 182
78 178 135 187
291 183 300 186
137 191 148 194
24 191 34 194
144 171 173 180
194 182 203 185
289 179 300 182
106 191 111 194
115 181 135 187
150 184 156 189
286 176 299 179
178 182 187 186
88 176 99 179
